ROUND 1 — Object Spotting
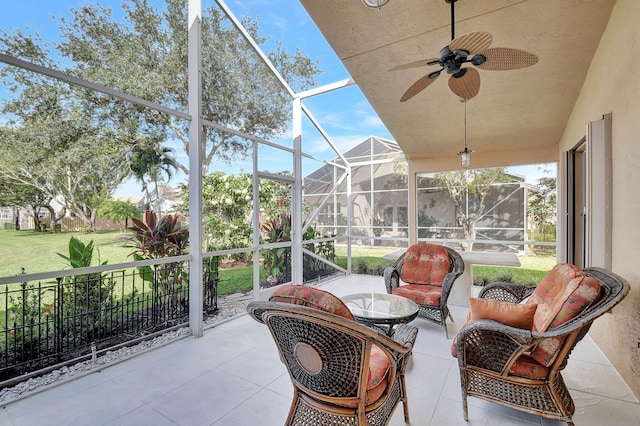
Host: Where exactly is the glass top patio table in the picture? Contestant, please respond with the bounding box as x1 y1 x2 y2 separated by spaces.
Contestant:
341 293 419 335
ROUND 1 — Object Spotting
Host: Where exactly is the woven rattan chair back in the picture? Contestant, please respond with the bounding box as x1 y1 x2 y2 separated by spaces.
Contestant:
248 301 417 426
456 267 630 426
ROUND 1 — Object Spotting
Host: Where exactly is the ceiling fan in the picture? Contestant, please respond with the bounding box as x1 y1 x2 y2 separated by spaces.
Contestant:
391 0 538 101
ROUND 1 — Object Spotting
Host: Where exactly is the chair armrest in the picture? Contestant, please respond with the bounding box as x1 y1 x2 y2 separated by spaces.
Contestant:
456 319 539 375
247 302 268 324
384 266 401 293
440 270 462 307
478 282 536 303
390 323 418 349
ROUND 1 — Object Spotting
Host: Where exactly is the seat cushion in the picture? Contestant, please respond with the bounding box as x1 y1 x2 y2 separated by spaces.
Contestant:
526 264 602 366
509 354 550 380
269 284 355 320
400 243 451 286
337 344 391 407
392 284 441 306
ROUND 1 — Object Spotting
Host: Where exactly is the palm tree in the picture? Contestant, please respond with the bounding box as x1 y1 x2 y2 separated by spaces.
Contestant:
129 146 176 215
98 200 142 234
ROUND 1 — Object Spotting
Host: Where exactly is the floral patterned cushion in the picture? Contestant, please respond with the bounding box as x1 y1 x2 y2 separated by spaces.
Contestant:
526 264 602 366
393 284 441 306
400 244 451 286
509 354 550 380
269 284 355 320
337 344 391 407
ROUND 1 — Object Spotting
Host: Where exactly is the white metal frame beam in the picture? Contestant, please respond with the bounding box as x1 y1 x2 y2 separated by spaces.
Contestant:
187 0 203 337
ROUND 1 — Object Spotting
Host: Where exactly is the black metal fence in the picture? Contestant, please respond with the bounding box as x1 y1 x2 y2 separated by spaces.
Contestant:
0 256 218 384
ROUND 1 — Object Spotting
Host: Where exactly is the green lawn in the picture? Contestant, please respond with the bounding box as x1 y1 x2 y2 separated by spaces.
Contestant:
333 245 556 285
0 229 257 296
0 229 132 277
0 230 556 291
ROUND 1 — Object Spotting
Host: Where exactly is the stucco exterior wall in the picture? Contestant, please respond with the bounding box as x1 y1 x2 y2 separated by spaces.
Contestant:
558 0 640 398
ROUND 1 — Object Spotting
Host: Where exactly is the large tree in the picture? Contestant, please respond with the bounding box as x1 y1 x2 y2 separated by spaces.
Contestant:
529 176 556 244
436 168 508 251
1 0 318 231
0 80 131 232
54 0 319 174
0 174 51 231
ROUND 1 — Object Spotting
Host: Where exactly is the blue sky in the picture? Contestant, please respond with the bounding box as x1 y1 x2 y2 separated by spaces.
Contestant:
0 0 551 196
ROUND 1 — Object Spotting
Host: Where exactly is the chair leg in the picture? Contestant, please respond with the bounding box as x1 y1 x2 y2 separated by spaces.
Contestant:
443 311 453 339
286 389 300 425
400 373 411 424
462 390 469 421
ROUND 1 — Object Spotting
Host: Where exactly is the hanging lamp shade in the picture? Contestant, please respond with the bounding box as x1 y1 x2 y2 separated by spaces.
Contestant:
458 147 473 168
458 98 473 168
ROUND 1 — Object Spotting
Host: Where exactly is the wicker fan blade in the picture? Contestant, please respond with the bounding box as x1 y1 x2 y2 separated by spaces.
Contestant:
449 32 492 56
477 47 539 70
389 58 440 72
448 68 480 99
400 72 440 102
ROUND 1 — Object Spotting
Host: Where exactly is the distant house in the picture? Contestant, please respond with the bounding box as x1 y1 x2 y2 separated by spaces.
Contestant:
143 185 181 216
304 136 537 252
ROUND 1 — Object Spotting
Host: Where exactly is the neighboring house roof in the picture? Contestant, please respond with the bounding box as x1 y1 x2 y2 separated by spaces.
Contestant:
113 195 144 204
305 136 404 194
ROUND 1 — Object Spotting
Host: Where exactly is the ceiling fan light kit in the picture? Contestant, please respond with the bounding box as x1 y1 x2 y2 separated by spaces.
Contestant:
391 0 538 101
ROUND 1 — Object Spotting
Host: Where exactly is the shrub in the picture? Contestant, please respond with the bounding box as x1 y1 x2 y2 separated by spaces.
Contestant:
55 236 116 341
127 212 189 310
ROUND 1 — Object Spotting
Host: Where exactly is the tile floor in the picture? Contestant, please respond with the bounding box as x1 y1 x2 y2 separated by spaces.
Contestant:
1 275 638 425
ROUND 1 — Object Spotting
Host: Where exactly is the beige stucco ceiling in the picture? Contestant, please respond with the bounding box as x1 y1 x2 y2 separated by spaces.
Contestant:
299 0 615 165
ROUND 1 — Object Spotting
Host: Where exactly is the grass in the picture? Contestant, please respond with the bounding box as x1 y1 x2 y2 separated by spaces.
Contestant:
466 255 557 286
333 245 556 286
0 229 132 277
0 229 256 296
0 230 556 294
333 246 397 275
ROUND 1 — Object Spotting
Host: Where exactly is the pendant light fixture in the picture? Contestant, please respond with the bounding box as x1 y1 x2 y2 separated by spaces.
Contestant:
458 98 473 168
362 0 391 9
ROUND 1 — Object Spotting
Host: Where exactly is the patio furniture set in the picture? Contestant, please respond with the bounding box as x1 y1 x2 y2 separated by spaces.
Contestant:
248 243 630 426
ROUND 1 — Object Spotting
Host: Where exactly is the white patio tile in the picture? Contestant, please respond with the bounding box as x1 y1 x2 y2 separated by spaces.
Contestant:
148 368 261 426
570 389 640 426
104 404 178 426
212 388 291 426
1 275 637 426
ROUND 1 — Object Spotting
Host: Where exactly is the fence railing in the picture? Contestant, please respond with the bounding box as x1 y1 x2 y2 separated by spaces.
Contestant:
0 255 218 386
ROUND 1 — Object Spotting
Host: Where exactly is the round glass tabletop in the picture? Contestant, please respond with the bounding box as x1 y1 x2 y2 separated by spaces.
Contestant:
342 292 419 326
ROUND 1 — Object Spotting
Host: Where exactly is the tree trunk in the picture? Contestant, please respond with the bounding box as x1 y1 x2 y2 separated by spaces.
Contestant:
462 220 475 252
43 204 56 232
14 208 20 230
31 205 42 232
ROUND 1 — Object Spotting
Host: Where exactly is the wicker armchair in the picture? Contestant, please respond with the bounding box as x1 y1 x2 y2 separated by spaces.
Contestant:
248 294 418 425
384 243 464 338
454 267 630 426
